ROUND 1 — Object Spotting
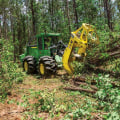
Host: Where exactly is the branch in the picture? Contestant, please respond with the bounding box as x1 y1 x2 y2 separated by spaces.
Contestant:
74 81 98 91
63 86 96 94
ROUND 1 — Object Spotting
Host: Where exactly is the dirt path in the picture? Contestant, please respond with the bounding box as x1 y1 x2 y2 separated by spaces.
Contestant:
0 75 64 120
0 70 98 120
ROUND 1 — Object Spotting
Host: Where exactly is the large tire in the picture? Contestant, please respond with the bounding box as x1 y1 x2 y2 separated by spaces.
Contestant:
23 56 36 74
38 56 57 76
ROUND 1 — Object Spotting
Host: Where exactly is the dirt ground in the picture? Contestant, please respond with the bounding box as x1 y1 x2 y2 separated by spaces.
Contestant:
0 71 67 120
0 70 99 120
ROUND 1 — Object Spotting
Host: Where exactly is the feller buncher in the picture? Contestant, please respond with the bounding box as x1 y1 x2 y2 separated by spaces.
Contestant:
20 23 99 75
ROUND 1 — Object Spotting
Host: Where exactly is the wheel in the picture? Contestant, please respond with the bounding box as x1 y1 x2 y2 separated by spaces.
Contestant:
38 56 57 76
23 56 36 74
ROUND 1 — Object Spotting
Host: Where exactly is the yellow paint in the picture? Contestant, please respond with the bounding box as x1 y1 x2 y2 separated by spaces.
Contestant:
40 63 45 75
62 23 99 75
24 61 28 72
31 47 37 48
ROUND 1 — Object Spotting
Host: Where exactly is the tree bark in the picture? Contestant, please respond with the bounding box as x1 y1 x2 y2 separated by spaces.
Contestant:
25 0 30 41
3 10 7 39
109 51 120 56
0 18 1 38
0 42 2 71
22 16 26 46
73 0 78 29
64 87 96 94
74 81 98 91
103 0 113 31
116 0 120 12
51 0 54 30
73 76 86 82
30 0 36 36
66 0 71 34
13 25 16 62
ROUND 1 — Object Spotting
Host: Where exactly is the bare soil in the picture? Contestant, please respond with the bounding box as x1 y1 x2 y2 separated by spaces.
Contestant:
0 70 97 120
0 74 64 120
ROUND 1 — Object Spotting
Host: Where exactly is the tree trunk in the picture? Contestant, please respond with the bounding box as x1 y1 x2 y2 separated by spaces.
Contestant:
0 18 1 38
22 17 26 46
73 0 78 29
116 0 120 12
30 0 36 36
51 0 54 31
25 0 30 41
0 42 2 72
17 17 23 56
13 25 16 62
103 0 113 31
66 0 71 34
99 0 102 19
10 15 16 62
74 81 98 91
3 11 7 39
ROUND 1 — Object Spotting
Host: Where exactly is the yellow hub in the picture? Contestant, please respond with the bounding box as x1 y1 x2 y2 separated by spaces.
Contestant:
24 61 28 72
40 63 45 75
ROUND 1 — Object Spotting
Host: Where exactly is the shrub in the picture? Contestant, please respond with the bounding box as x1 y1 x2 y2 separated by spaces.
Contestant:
0 38 25 100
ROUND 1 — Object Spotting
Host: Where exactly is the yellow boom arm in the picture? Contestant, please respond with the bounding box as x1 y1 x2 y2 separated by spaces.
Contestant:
62 23 99 74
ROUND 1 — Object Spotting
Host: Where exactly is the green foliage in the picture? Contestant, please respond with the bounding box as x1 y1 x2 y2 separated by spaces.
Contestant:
71 108 90 120
63 97 96 120
0 38 25 100
76 0 98 24
73 61 86 75
33 89 67 114
18 89 68 119
108 58 120 73
95 74 120 119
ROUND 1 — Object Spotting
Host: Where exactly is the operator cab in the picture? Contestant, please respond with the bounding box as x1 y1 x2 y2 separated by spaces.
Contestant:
28 33 61 50
36 33 61 50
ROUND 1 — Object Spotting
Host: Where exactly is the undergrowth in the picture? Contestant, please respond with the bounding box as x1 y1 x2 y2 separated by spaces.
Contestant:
95 74 120 120
13 74 119 120
0 38 25 100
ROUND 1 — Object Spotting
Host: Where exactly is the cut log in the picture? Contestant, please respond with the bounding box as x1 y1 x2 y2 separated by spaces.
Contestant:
109 51 120 56
64 87 96 94
74 81 88 86
73 76 86 82
73 76 97 85
74 81 98 91
91 85 98 91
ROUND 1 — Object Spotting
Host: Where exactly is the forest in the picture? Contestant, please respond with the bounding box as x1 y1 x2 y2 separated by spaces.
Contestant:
0 0 120 119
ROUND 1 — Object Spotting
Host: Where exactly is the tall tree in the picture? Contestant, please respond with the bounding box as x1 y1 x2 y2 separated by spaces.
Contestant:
51 0 54 30
66 0 71 34
116 0 120 12
30 0 36 36
0 17 1 38
0 0 9 39
103 0 113 31
73 0 78 29
0 40 2 71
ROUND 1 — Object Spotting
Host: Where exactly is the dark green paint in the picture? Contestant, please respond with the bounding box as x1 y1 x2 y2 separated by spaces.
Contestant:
19 33 61 63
